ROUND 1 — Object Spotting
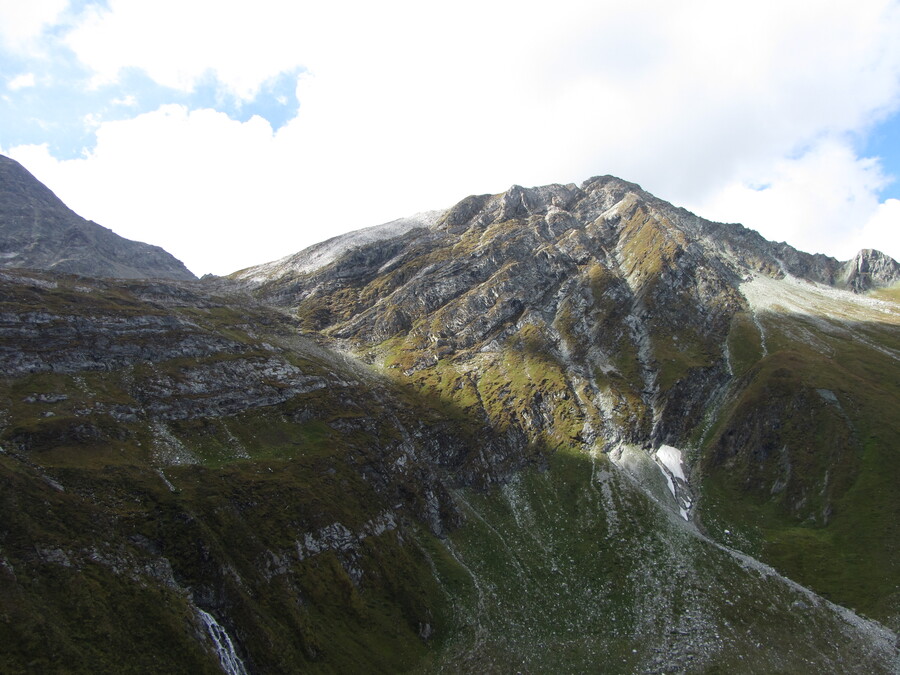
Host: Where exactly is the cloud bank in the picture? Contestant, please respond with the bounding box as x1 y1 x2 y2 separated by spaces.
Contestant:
2 0 899 275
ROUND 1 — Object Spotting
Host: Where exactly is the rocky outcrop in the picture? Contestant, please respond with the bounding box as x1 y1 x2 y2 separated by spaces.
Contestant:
237 178 898 454
838 248 900 291
0 155 195 280
231 210 446 282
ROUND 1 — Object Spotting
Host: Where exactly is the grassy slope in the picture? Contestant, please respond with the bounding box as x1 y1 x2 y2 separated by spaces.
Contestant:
421 450 897 673
700 300 900 628
0 391 453 673
0 273 463 673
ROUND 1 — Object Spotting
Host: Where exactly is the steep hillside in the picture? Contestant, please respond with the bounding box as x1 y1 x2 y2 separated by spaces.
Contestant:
0 155 195 280
1 268 897 672
241 177 900 629
0 269 532 673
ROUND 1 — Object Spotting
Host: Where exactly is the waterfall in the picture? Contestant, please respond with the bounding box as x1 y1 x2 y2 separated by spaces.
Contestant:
197 609 249 675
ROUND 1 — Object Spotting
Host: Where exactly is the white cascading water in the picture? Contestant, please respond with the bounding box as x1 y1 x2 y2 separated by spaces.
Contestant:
197 609 249 675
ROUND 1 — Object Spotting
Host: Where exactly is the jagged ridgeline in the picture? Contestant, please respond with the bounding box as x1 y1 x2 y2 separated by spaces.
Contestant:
1 164 899 673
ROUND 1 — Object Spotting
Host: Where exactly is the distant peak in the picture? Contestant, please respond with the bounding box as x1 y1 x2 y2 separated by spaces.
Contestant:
0 153 196 280
839 248 900 292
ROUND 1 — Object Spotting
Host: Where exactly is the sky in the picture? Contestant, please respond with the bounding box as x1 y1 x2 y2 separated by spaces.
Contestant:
1 0 899 276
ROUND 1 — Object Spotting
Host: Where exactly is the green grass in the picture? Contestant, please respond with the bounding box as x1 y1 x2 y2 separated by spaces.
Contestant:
698 310 900 627
868 281 900 303
418 450 894 672
726 311 765 376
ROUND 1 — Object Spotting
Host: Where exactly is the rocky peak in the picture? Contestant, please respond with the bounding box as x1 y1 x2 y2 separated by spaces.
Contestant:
498 182 582 219
238 175 900 459
0 154 196 280
838 248 900 291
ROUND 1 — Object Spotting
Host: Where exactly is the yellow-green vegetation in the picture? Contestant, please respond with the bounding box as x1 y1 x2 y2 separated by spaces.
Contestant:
0 273 518 673
0 342 514 673
295 287 362 331
867 281 900 303
617 208 685 287
0 443 452 673
0 274 164 318
382 321 586 451
651 326 715 392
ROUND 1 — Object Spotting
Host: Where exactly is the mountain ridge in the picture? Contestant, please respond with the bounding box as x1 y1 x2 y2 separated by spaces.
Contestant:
231 172 900 633
235 175 898 294
0 154 196 281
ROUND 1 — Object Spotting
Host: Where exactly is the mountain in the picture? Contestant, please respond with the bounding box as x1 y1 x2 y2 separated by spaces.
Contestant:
236 177 898 293
1 170 899 673
239 176 900 634
0 155 195 280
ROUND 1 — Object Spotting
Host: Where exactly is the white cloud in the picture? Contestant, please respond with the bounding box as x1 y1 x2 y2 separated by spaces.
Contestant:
689 139 895 259
8 106 295 275
0 0 67 50
854 199 900 258
66 0 310 98
5 0 900 273
8 73 36 90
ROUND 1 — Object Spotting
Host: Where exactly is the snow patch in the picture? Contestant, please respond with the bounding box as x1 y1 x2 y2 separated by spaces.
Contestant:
655 445 686 481
662 471 676 499
234 209 447 281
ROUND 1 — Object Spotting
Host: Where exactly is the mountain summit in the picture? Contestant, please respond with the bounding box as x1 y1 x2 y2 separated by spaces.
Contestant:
0 155 195 280
237 176 898 293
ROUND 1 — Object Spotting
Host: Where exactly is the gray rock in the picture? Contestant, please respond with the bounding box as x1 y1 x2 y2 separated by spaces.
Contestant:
0 155 195 280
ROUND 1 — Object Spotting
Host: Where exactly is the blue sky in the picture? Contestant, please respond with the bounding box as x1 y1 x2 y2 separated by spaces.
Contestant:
1 0 899 275
865 113 900 200
3 65 302 159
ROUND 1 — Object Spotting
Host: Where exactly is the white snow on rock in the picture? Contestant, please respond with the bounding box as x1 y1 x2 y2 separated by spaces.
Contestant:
233 209 447 282
662 471 676 499
655 445 686 481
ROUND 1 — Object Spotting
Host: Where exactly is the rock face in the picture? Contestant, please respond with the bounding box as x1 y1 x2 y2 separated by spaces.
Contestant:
231 209 446 283
1 172 899 673
244 176 899 452
839 248 900 291
0 155 196 280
